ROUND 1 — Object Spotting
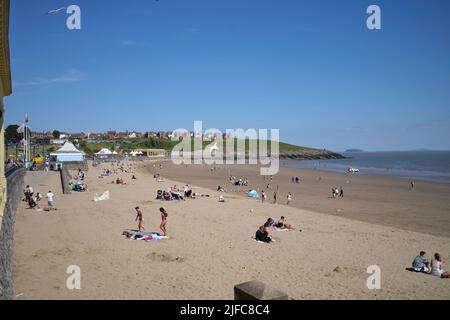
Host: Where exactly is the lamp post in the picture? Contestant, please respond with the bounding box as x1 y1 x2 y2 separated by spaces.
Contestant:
24 114 30 168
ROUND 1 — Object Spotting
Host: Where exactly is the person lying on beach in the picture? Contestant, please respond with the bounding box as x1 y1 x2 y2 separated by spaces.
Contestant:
275 216 295 230
412 251 430 273
170 191 185 201
255 226 273 243
430 253 450 279
159 207 168 236
135 207 145 232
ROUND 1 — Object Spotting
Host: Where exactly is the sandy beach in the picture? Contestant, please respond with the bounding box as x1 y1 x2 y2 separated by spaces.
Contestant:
12 160 450 300
150 161 450 238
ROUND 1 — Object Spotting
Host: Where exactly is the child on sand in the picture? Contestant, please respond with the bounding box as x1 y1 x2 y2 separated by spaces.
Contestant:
46 191 54 207
159 207 168 236
135 207 145 232
287 192 292 205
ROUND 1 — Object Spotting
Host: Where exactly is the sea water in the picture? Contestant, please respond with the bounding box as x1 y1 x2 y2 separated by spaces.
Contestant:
282 151 450 184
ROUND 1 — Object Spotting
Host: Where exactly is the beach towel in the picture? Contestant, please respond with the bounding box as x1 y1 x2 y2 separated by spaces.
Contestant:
251 237 266 244
122 230 168 241
94 191 110 202
275 228 290 232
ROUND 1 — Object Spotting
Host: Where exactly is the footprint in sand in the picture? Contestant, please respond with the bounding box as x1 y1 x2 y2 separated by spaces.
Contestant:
146 252 185 263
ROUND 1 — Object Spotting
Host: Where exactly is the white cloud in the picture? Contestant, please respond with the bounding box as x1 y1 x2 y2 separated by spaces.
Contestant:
15 69 83 87
121 40 137 46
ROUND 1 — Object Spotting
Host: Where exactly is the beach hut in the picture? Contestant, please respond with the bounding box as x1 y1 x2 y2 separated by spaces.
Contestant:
50 141 85 163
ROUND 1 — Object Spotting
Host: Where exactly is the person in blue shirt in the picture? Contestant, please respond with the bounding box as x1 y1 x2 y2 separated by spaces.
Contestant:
412 251 430 273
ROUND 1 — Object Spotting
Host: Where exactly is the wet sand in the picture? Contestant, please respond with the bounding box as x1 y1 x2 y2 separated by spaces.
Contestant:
148 161 450 238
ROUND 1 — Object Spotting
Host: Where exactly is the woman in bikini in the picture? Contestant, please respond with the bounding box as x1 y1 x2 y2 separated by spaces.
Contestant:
275 216 295 230
160 207 169 236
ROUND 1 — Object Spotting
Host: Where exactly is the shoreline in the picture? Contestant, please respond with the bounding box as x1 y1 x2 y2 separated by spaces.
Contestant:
282 162 450 185
147 160 450 238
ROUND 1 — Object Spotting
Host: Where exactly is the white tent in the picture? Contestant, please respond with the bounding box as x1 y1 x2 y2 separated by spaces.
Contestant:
50 142 85 162
95 148 113 155
130 150 143 156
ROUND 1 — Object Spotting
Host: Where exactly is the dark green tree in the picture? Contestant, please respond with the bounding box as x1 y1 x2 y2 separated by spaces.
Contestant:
52 130 61 139
5 124 20 144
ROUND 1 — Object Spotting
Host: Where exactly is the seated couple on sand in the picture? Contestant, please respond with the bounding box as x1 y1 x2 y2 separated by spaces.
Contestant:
264 217 295 231
412 251 450 279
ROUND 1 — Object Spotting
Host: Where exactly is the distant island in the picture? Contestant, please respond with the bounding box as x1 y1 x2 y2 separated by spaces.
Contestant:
345 149 364 153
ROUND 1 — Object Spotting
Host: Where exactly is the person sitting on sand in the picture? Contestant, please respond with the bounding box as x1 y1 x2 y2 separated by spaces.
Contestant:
184 185 193 197
430 253 450 278
27 195 37 209
264 218 275 229
255 226 273 243
412 251 430 273
135 207 145 232
275 216 295 230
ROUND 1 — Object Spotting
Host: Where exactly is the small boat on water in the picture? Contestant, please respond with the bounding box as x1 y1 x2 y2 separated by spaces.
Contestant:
348 167 360 173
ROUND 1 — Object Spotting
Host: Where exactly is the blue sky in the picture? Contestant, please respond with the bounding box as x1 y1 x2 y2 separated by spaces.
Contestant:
4 0 450 151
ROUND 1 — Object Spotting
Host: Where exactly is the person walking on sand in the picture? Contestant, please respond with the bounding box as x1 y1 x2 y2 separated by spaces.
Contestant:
411 180 415 190
339 187 344 198
46 190 54 207
261 191 266 203
287 192 292 205
273 192 277 204
159 207 168 236
135 207 145 232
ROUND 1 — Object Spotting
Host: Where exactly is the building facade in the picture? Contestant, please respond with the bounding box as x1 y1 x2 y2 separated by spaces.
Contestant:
0 0 12 226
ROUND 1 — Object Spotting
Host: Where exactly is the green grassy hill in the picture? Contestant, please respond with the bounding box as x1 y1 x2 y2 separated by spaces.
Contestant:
79 138 342 159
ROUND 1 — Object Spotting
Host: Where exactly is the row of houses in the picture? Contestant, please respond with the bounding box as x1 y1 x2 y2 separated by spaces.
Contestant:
30 130 235 143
